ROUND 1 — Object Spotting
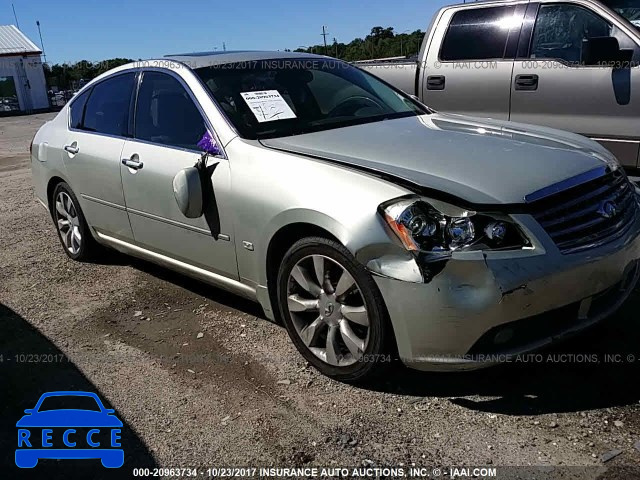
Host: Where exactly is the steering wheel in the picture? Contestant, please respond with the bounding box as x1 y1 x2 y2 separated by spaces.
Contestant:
328 96 385 118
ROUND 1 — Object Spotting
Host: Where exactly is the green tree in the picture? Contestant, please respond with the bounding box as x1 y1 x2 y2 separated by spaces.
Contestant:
294 26 424 61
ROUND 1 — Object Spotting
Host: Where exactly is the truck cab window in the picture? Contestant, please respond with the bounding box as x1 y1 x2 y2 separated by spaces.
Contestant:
440 6 517 61
530 4 612 63
601 0 640 30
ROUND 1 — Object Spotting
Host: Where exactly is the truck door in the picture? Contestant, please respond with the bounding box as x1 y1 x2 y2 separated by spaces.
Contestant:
510 1 640 168
420 3 527 120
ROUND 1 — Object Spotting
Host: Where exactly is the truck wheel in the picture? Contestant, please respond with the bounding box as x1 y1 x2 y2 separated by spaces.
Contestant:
277 237 391 382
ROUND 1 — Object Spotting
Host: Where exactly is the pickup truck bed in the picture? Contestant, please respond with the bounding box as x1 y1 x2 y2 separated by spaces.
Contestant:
354 60 418 96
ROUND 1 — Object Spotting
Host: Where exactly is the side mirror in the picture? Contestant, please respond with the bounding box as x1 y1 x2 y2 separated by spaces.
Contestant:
582 36 621 66
105 409 115 414
173 167 203 218
24 409 33 414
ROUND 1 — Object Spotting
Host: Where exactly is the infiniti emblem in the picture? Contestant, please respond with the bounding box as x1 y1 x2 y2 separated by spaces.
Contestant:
598 200 618 219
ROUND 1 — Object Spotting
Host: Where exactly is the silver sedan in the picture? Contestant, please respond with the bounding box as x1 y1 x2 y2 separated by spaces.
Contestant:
31 52 640 381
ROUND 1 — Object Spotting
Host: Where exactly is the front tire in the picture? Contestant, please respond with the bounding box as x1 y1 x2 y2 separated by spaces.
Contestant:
277 237 391 382
51 182 99 262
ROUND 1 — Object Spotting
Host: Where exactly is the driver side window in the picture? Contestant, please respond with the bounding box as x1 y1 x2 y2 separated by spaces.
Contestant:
530 4 612 63
135 71 207 151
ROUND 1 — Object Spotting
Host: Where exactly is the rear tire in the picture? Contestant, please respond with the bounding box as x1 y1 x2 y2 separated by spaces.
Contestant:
51 182 100 262
277 237 391 383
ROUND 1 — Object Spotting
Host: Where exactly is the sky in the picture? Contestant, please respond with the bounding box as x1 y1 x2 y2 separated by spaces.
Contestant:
2 0 451 64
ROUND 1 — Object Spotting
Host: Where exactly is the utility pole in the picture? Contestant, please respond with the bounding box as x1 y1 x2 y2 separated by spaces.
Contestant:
12 4 20 29
333 37 338 58
321 26 329 55
36 21 47 63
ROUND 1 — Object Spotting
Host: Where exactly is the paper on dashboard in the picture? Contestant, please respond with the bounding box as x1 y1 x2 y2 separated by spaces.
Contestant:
240 90 297 123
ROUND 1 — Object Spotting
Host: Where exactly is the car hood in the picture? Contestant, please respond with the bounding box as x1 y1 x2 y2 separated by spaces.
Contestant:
261 113 618 205
16 410 123 427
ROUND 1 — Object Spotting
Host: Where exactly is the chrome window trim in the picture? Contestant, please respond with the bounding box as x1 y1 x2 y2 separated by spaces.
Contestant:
65 66 229 160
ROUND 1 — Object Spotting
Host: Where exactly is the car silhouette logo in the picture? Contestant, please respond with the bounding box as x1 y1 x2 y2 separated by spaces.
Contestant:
598 200 618 219
15 391 124 469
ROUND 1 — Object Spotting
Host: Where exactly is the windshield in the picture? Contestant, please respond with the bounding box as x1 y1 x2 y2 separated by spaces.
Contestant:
38 395 102 412
602 0 640 28
195 58 427 140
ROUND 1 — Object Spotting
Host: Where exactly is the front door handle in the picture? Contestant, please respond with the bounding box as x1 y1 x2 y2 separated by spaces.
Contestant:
64 144 79 155
515 74 539 91
122 156 144 170
427 75 446 90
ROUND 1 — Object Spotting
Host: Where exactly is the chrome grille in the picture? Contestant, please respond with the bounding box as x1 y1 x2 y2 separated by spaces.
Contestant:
529 169 638 254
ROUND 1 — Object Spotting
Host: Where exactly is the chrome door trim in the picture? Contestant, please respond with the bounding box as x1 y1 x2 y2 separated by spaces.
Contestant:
127 207 231 240
95 232 255 300
80 194 127 212
591 137 640 144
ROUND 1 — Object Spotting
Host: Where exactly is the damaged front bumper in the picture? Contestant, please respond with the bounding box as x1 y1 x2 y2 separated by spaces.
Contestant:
371 213 640 372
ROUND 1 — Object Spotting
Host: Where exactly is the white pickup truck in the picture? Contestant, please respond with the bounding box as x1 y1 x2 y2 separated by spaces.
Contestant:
358 0 640 169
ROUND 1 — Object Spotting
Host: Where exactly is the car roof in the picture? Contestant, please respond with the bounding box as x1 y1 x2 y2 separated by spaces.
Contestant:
447 0 528 7
37 391 100 399
164 50 330 69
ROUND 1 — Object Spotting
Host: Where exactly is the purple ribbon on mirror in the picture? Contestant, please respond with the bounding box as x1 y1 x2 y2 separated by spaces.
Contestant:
197 131 221 156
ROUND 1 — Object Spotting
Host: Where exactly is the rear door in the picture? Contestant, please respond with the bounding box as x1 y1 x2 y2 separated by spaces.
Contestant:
510 1 640 167
62 72 136 240
421 3 527 119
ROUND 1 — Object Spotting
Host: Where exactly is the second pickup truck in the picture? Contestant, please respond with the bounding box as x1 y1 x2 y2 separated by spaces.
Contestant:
358 0 640 169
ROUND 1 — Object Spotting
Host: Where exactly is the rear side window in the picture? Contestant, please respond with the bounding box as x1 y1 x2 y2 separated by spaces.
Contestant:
69 89 90 129
134 71 207 151
83 73 135 136
440 6 517 61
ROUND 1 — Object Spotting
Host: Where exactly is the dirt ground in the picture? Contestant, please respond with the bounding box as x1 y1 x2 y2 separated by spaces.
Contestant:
1 113 639 480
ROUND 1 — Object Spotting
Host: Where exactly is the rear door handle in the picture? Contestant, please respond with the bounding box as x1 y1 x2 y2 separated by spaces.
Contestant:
515 74 539 91
427 75 445 90
64 144 79 155
122 156 144 170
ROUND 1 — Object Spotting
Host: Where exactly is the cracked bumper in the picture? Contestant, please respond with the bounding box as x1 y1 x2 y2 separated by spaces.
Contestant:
373 214 640 372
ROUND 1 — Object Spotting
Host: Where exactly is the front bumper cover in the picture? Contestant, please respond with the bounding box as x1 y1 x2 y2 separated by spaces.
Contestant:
373 213 640 371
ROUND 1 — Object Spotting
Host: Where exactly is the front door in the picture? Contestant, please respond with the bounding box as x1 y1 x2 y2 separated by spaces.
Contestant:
120 70 238 279
510 1 640 167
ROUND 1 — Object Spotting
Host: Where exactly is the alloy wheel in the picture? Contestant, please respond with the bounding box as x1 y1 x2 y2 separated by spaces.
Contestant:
286 254 370 367
54 191 82 255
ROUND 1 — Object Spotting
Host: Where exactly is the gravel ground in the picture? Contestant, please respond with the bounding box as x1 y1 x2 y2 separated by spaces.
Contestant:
1 113 639 480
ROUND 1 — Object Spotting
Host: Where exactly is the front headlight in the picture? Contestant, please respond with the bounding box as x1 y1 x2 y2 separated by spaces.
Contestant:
380 197 530 254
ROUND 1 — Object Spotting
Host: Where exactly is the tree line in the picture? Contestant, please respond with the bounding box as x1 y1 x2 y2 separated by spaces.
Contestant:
44 27 425 90
293 27 425 61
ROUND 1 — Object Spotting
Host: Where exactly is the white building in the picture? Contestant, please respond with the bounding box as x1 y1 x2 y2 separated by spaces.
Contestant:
0 25 48 113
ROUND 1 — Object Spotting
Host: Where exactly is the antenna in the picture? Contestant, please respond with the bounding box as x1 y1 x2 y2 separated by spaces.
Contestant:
36 21 47 64
321 26 329 55
12 4 20 29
